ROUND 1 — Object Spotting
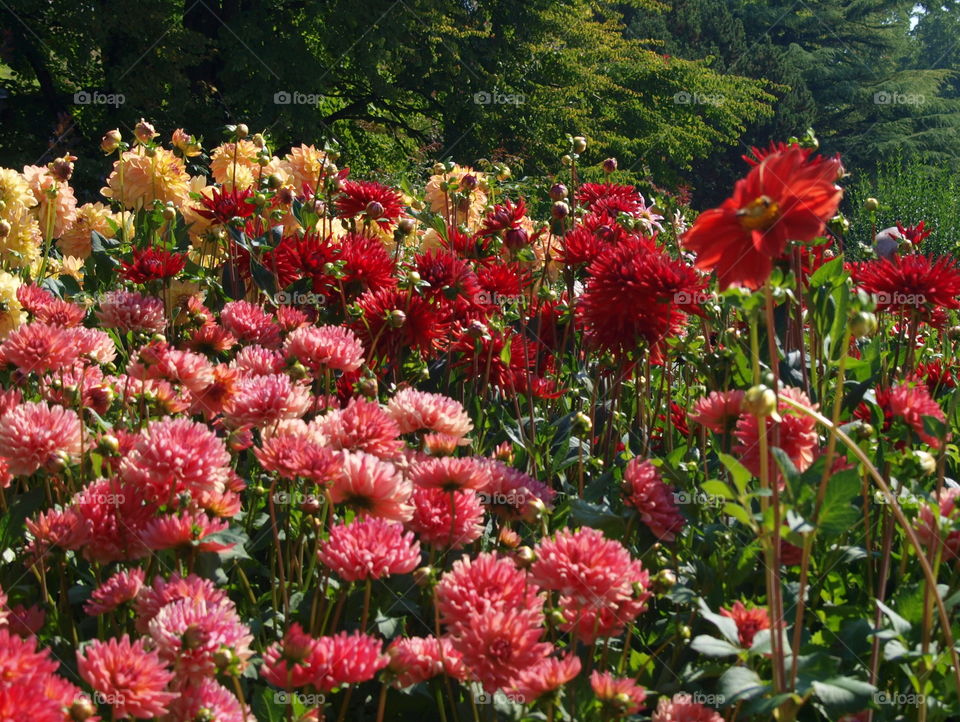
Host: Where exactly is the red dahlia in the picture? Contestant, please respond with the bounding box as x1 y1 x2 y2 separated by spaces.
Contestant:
336 180 404 229
849 253 960 315
682 145 843 289
195 186 256 223
120 247 186 283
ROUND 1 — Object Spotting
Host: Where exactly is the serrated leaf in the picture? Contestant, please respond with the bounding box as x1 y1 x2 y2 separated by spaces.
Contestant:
819 469 861 538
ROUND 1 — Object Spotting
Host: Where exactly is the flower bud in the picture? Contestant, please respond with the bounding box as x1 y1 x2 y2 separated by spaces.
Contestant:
0 220 10 239
743 385 778 418
863 197 880 212
460 174 478 191
573 411 593 432
431 162 446 175
654 569 677 592
407 271 422 284
561 154 573 167
134 118 158 144
515 546 537 567
252 133 266 148
387 309 406 328
602 157 618 173
915 450 937 475
498 527 521 549
235 123 249 139
365 201 385 220
100 129 122 153
413 566 436 588
300 495 322 513
572 136 587 153
98 434 120 455
397 217 416 235
70 697 97 721
496 165 511 180
849 311 877 338
551 201 569 220
162 205 177 221
549 183 567 201
504 227 529 251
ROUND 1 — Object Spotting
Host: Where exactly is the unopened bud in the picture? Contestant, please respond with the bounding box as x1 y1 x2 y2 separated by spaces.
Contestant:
134 118 157 144
551 201 569 220
460 174 478 190
70 697 97 721
387 309 406 328
864 197 880 212
413 566 436 588
602 157 617 173
100 129 122 154
397 217 416 235
915 450 937 475
431 162 446 175
0 220 10 238
743 385 778 419
850 311 877 338
235 124 249 139
365 201 385 220
549 183 568 201
515 546 536 567
572 136 587 153
573 411 593 432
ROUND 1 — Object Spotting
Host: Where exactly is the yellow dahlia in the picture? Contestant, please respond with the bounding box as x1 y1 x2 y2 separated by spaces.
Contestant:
101 147 191 210
171 128 202 158
59 255 85 283
210 140 261 186
0 270 24 338
423 165 488 229
0 206 42 270
0 168 37 217
58 202 126 259
21 164 77 238
283 144 338 191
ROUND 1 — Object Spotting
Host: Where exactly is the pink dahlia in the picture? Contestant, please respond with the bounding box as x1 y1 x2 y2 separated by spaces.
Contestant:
387 387 473 438
451 607 552 693
284 325 365 374
915 487 960 564
310 631 389 692
318 516 421 581
733 386 818 480
148 597 253 676
255 432 342 484
119 417 231 504
72 478 154 563
480 459 555 521
622 458 685 542
0 401 82 476
0 322 79 374
220 300 281 348
84 568 146 615
140 510 231 552
262 623 322 689
96 289 166 333
511 653 582 704
231 344 285 376
222 373 312 428
70 326 118 364
165 678 250 722
329 451 413 522
651 692 724 722
436 552 543 630
410 455 489 492
407 486 485 549
386 636 465 689
689 390 745 434
312 398 404 460
590 670 647 716
133 573 230 634
77 635 176 719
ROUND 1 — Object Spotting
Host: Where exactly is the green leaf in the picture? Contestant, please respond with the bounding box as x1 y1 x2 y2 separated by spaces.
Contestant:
724 502 754 528
691 634 741 657
569 499 626 537
811 677 876 714
819 469 861 538
250 256 278 297
701 480 735 500
719 666 768 703
719 453 752 494
697 598 741 646
875 599 912 636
